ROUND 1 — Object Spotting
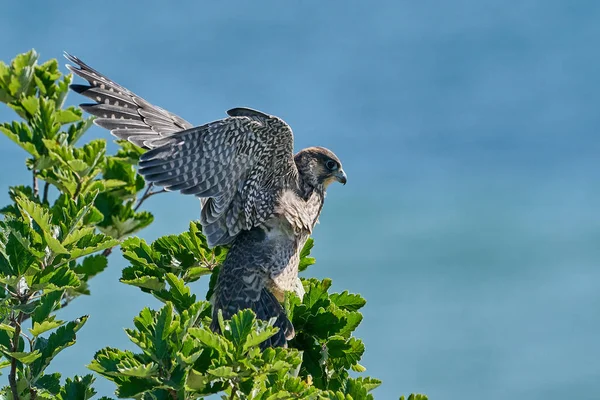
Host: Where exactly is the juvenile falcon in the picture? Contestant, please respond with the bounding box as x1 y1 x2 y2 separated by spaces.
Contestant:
65 54 347 347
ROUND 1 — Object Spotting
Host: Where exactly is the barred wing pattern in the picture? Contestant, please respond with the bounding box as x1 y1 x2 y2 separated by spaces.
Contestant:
65 53 193 147
139 115 298 246
66 54 299 246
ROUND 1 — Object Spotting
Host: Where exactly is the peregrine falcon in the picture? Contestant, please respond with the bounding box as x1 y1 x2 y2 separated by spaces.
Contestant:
65 54 347 347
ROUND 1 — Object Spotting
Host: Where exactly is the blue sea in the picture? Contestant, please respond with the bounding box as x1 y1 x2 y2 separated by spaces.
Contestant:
0 1 599 398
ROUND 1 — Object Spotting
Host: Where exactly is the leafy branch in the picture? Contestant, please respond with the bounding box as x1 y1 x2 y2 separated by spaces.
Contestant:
0 50 158 399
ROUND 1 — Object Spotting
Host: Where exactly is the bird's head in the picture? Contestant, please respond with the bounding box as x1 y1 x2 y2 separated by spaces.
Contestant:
294 147 347 189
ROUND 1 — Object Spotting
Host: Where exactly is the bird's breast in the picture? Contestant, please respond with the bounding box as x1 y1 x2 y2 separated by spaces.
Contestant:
274 188 324 233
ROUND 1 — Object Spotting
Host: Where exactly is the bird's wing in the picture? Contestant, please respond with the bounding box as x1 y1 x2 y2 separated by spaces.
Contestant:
65 53 193 147
66 55 298 247
139 112 297 246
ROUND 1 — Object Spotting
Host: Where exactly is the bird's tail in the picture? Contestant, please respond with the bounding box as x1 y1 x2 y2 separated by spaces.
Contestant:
210 278 294 349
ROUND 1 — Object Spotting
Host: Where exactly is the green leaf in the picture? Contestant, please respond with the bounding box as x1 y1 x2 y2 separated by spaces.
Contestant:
5 50 38 98
0 122 39 156
0 324 15 333
29 316 65 337
298 238 316 272
402 395 428 400
68 233 118 260
58 374 97 400
120 275 165 291
30 316 88 378
229 309 255 350
344 377 371 400
32 290 63 325
1 224 38 276
55 109 81 125
114 377 156 398
182 266 212 282
66 117 94 145
34 372 61 395
61 227 94 248
0 349 42 364
15 196 52 233
100 179 128 190
88 347 132 376
330 291 366 311
355 377 382 391
120 236 159 266
45 234 69 256
306 309 345 339
243 326 279 351
185 369 209 392
188 327 230 354
337 311 363 338
351 363 367 372
187 221 208 257
0 359 10 371
153 302 175 360
74 254 108 280
67 159 88 173
98 211 154 239
207 365 237 379
34 155 56 170
302 278 333 311
14 196 69 256
21 96 39 116
327 337 365 369
33 266 80 292
116 359 159 378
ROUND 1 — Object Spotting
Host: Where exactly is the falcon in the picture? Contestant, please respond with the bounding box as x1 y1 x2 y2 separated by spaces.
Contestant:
65 54 347 347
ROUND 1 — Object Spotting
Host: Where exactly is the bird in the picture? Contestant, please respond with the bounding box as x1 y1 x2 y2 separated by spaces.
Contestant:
65 53 347 347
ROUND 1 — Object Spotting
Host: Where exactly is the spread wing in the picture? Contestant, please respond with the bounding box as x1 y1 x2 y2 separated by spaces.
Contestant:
66 54 298 247
139 112 298 246
65 53 193 146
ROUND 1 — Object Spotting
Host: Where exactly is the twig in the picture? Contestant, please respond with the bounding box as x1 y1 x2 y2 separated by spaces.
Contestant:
135 184 154 210
229 380 238 400
32 170 38 198
20 330 33 350
9 306 26 400
4 287 19 298
8 325 20 399
73 178 82 200
134 183 166 211
59 293 72 310
101 184 166 258
42 182 49 204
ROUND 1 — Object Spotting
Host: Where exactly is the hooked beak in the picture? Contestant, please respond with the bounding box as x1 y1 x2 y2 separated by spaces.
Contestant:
335 169 347 185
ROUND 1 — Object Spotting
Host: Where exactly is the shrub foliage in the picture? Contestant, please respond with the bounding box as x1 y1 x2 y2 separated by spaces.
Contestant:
0 50 426 400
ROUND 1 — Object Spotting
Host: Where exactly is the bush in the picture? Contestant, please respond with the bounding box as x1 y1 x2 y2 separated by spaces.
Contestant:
0 50 427 400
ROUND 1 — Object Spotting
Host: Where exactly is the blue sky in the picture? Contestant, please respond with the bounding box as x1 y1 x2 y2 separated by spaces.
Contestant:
1 1 599 399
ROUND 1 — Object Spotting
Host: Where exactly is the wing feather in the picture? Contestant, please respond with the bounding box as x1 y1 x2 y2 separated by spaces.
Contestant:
137 117 297 245
65 53 193 146
67 55 298 246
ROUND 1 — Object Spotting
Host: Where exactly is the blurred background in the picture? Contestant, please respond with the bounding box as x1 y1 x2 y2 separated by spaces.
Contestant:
1 1 599 398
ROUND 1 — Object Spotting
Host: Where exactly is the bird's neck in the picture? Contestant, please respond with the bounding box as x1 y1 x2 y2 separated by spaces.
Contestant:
298 177 325 201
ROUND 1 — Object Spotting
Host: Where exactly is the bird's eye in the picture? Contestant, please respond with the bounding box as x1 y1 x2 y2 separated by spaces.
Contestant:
325 160 338 170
